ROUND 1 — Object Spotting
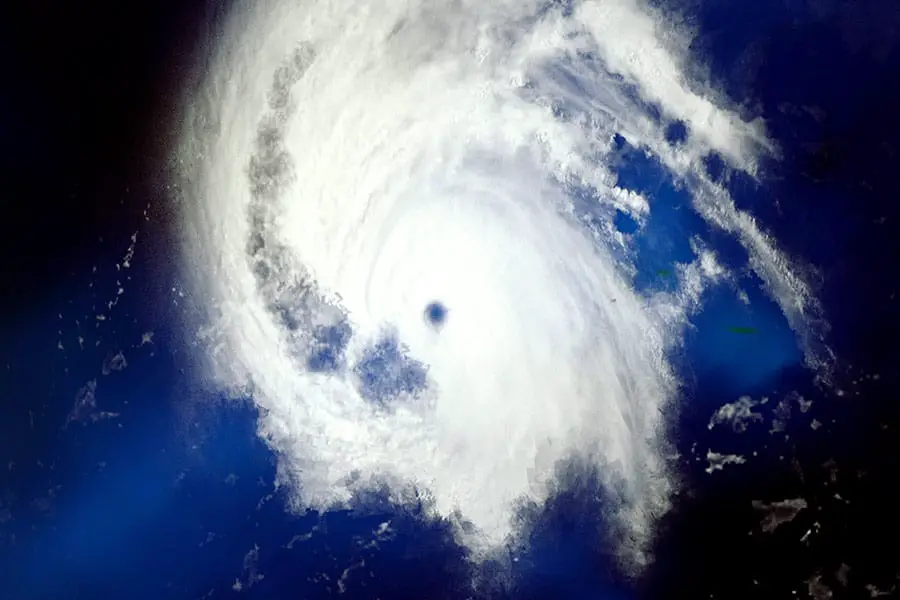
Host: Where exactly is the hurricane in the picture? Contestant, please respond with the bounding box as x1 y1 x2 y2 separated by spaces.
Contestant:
174 0 827 574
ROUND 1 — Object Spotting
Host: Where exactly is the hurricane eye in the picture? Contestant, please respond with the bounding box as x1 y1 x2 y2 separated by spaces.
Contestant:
424 301 448 327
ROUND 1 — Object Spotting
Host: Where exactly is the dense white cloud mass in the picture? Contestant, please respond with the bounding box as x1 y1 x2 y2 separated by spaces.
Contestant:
175 0 824 571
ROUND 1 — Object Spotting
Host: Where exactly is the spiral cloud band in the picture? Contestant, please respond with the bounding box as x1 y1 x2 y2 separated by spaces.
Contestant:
176 0 823 568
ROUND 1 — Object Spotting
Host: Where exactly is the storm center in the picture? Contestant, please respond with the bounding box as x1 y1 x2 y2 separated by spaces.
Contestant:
424 301 448 327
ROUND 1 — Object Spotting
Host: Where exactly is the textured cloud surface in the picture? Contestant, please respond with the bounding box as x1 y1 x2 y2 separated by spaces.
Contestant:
175 0 824 570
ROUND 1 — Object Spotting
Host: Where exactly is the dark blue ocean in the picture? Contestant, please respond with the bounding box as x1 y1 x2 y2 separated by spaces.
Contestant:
2 1 899 598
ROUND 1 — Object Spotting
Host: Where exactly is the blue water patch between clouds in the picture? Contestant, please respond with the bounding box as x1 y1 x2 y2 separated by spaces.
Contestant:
605 134 802 392
686 283 802 394
664 120 689 146
609 133 703 293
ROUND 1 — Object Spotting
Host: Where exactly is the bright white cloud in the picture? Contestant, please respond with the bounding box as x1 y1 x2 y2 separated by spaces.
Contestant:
174 0 825 573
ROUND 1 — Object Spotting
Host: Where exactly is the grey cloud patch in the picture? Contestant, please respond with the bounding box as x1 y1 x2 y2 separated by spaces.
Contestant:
353 332 429 405
770 397 792 434
708 395 764 433
807 574 833 600
102 350 127 375
232 544 265 592
704 451 745 474
64 380 119 428
243 43 350 369
752 497 808 533
64 380 98 428
269 45 316 111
